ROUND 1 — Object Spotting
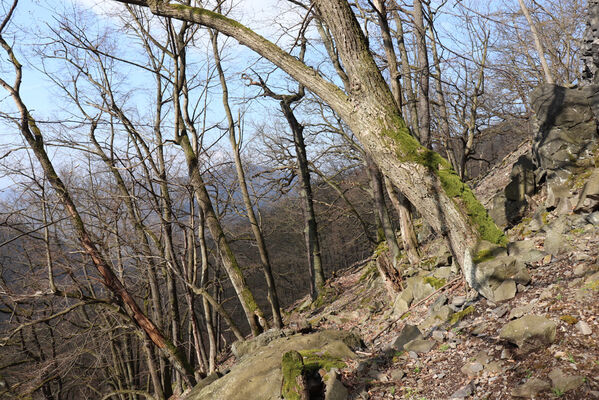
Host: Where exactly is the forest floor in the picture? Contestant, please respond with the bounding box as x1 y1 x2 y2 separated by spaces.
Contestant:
279 164 599 399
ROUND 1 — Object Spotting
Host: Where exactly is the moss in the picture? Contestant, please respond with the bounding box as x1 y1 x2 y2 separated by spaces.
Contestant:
559 315 579 325
281 351 305 400
584 280 599 291
448 305 475 325
381 119 506 246
299 349 346 373
423 276 446 290
472 248 496 264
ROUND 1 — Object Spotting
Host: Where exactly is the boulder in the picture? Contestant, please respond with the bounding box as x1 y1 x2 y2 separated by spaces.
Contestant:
403 339 436 354
231 329 285 359
464 250 530 301
575 168 599 213
499 315 557 350
531 84 599 195
184 330 358 400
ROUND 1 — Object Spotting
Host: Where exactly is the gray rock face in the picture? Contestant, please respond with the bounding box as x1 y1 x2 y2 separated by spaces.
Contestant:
531 84 599 192
499 315 557 350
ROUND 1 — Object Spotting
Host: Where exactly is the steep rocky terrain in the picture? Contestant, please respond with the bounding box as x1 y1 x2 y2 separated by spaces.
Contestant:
181 84 599 400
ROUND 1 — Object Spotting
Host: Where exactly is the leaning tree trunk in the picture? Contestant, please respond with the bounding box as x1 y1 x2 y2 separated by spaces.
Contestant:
113 0 505 271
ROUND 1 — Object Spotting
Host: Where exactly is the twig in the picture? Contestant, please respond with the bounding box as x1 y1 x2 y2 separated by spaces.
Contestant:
371 277 463 342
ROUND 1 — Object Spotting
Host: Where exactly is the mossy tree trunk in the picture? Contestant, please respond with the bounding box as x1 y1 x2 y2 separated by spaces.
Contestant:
113 0 506 268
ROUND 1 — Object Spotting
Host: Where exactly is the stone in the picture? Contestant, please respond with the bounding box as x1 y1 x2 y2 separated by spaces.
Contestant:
499 315 557 350
403 339 436 354
185 330 357 400
465 252 531 301
576 320 592 335
419 305 452 331
493 279 517 302
389 368 405 381
574 168 599 213
511 378 551 398
545 227 569 256
450 381 474 399
430 294 448 312
492 305 509 318
433 266 452 279
389 325 422 351
232 329 285 359
324 368 348 400
451 296 466 307
391 296 409 317
485 361 503 374
531 84 599 189
549 367 585 393
432 330 445 342
587 211 599 225
461 362 484 377
508 239 536 255
508 303 535 320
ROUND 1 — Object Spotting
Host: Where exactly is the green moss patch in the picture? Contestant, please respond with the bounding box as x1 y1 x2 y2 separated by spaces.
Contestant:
423 276 446 290
299 349 346 373
449 305 475 325
560 315 579 325
382 119 506 246
281 351 305 400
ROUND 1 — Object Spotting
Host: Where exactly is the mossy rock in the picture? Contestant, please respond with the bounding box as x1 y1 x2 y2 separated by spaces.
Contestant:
423 276 446 290
281 351 307 400
449 305 475 325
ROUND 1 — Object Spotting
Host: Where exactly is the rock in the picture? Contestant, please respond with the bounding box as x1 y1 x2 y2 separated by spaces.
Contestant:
575 168 599 213
433 266 452 279
419 305 452 331
281 351 307 400
545 223 570 256
465 251 530 301
511 378 551 398
432 330 445 342
460 362 484 377
389 368 405 381
451 381 475 399
232 329 285 359
531 84 599 191
549 367 585 393
492 304 509 318
499 315 557 350
391 296 409 317
505 154 537 202
587 211 599 225
451 296 466 307
389 325 422 351
493 279 517 302
403 339 436 354
508 239 536 255
430 294 448 312
508 303 535 320
485 361 503 374
576 320 592 335
324 368 348 400
186 330 357 400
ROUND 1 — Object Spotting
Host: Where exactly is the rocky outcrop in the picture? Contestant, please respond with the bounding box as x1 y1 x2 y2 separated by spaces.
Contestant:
184 330 359 400
531 84 599 194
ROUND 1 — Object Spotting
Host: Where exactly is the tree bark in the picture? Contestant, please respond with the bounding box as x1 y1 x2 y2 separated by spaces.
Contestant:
412 0 432 148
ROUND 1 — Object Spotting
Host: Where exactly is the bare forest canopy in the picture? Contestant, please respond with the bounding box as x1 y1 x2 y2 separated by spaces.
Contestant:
0 0 589 398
